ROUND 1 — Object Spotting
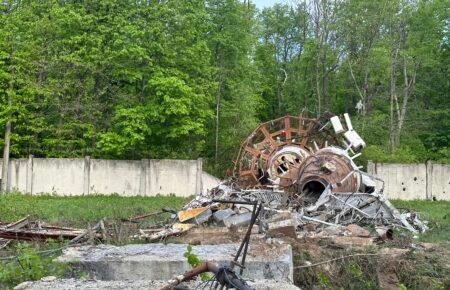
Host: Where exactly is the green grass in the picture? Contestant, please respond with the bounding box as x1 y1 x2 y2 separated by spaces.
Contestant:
0 192 190 227
390 199 450 242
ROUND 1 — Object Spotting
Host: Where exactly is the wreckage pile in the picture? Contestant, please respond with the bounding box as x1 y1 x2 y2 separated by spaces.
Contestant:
2 113 433 290
0 216 105 251
145 113 428 242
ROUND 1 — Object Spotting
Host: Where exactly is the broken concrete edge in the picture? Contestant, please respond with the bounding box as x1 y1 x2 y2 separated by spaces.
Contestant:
55 243 294 283
14 278 301 290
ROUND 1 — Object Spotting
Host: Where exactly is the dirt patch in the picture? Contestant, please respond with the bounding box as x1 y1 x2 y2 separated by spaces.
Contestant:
167 225 264 245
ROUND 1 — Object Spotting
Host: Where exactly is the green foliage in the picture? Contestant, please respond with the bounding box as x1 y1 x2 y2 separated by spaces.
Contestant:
346 261 377 289
0 242 70 289
184 244 211 281
317 272 332 289
359 145 422 165
295 246 449 290
0 0 447 169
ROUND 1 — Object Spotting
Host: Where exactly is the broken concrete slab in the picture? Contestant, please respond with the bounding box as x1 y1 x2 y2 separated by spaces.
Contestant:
345 224 370 237
173 226 264 245
14 279 166 290
185 209 213 225
172 223 196 232
213 208 235 225
57 243 294 283
333 236 373 247
321 225 342 236
178 207 212 224
267 219 297 238
223 211 253 228
14 278 300 290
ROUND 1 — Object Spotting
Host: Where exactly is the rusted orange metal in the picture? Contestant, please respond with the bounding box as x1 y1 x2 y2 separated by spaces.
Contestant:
233 114 338 189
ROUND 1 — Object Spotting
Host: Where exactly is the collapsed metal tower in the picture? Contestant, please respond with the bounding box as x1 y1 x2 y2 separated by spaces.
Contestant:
147 112 427 246
153 112 428 289
233 113 365 192
222 112 427 233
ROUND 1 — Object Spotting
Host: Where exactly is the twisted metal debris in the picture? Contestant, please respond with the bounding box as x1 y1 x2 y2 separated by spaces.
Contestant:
146 112 427 244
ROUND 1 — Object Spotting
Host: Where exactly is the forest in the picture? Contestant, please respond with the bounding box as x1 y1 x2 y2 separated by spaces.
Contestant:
0 0 448 176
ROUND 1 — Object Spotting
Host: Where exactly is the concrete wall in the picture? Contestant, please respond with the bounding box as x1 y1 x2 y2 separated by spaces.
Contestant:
147 159 199 196
33 158 85 195
202 171 221 194
4 156 446 200
368 161 450 200
0 157 221 197
429 163 450 200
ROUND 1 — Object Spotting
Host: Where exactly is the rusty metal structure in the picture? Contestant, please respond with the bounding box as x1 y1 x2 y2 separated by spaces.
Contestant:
145 112 427 251
232 113 374 201
141 112 429 289
222 112 426 233
233 113 338 189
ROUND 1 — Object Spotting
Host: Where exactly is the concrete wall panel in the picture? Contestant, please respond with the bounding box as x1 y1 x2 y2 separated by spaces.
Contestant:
4 157 446 200
9 158 27 192
32 158 84 195
89 159 141 196
430 163 450 200
369 163 427 200
148 159 198 197
0 157 214 196
368 161 450 200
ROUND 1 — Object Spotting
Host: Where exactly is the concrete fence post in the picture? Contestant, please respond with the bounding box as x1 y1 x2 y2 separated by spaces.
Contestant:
196 158 203 194
367 160 375 175
140 159 149 196
148 159 154 196
26 155 33 194
83 156 90 195
426 160 433 199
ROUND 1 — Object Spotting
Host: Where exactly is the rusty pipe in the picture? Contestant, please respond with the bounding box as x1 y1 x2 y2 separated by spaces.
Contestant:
374 226 393 242
157 262 253 290
157 262 218 290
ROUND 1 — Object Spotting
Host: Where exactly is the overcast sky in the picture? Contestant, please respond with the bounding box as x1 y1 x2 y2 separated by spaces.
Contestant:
252 0 292 9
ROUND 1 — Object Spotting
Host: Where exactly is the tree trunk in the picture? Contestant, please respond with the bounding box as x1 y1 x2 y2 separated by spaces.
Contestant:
214 76 222 165
395 57 417 146
348 60 365 114
389 48 398 152
276 74 281 115
315 53 321 115
1 96 11 193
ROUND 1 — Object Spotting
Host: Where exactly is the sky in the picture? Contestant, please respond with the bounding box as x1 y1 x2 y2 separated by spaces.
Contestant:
252 0 291 9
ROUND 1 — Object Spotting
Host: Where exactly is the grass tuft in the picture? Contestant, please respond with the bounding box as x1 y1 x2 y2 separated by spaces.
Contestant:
390 199 450 242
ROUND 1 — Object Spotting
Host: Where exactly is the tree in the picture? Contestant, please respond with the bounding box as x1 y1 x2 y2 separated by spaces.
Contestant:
206 0 261 171
0 0 447 173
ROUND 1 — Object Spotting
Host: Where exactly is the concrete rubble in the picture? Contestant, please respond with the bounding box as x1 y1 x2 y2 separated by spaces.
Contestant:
15 278 300 290
56 243 294 283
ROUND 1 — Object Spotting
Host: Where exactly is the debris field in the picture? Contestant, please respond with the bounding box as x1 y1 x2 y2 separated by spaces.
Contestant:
147 113 428 244
132 112 430 289
2 112 435 290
